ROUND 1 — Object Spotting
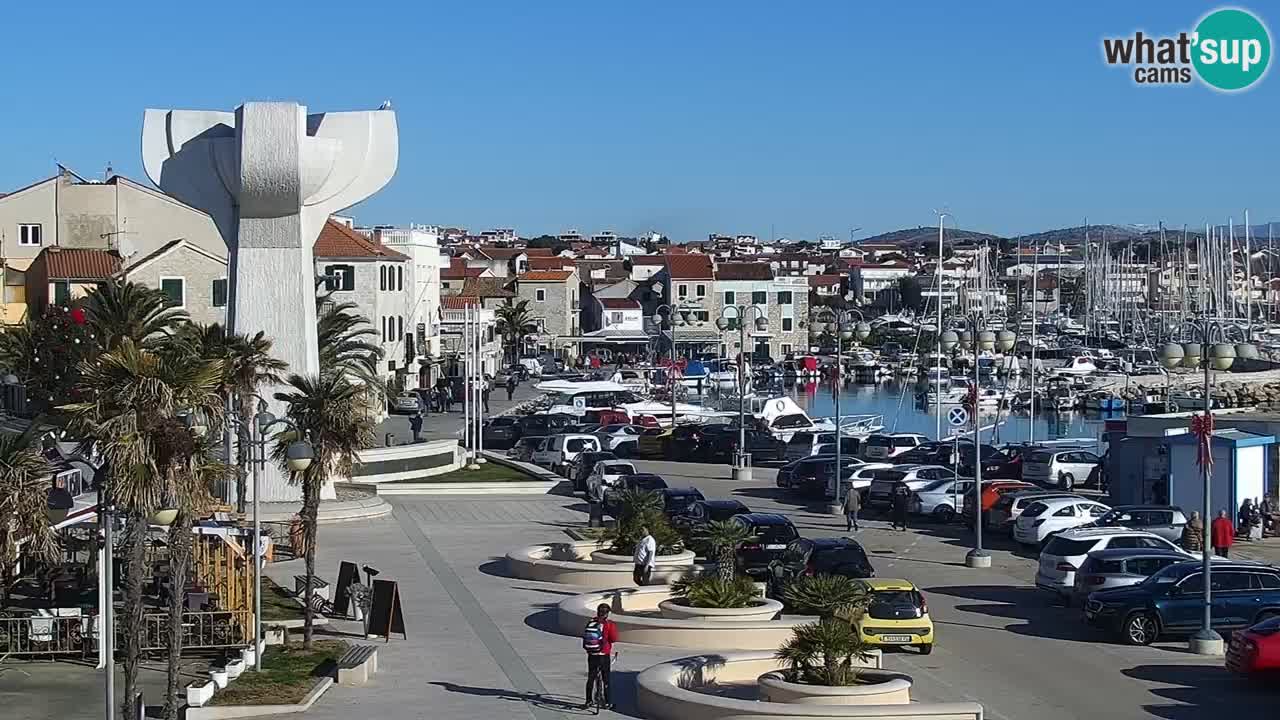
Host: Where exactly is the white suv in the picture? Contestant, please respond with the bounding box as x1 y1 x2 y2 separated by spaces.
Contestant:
1035 527 1190 601
863 433 929 461
1013 498 1110 547
1022 448 1102 489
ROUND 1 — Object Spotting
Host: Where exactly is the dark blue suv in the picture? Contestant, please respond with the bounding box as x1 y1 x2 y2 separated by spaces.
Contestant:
1084 561 1280 645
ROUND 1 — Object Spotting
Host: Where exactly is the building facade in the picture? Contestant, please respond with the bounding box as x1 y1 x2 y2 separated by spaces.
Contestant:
367 224 446 386
514 270 581 358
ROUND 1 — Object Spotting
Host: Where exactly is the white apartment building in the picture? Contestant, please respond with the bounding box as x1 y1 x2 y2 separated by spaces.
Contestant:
366 223 447 387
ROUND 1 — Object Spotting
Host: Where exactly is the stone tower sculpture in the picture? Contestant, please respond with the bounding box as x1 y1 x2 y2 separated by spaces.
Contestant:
142 102 398 501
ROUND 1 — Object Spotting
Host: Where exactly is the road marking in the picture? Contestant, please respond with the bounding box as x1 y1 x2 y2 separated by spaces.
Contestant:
396 505 572 720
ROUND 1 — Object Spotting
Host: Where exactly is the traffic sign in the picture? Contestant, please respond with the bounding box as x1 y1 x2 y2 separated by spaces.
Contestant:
947 407 969 427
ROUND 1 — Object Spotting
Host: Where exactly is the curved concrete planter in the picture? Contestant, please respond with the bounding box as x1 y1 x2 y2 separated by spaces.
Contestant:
757 670 912 705
186 677 334 720
590 549 696 565
657 597 783 622
637 651 984 720
558 586 814 650
506 541 705 589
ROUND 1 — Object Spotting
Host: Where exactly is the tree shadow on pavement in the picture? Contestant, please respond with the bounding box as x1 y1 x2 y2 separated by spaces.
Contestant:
478 558 516 579
524 606 570 636
429 681 592 714
924 584 1103 642
1121 664 1274 719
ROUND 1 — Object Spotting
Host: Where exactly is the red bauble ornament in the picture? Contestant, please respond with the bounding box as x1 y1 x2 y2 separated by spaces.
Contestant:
69 308 87 325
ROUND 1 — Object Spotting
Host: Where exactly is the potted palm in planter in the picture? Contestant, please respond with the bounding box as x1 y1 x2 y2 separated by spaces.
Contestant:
760 575 912 704
592 489 691 565
660 520 783 620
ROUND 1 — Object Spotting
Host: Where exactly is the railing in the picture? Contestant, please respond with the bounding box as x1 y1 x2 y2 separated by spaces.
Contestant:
0 609 252 658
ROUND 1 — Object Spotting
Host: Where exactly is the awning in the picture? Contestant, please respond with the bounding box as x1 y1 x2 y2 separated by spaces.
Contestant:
661 329 722 343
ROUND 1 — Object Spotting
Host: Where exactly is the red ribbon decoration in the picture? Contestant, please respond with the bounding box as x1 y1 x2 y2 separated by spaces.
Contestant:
1190 412 1215 470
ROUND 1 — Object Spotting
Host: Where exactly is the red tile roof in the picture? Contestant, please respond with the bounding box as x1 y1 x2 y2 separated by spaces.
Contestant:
809 274 843 287
441 296 481 309
518 270 574 282
598 297 640 309
523 248 556 257
442 257 487 280
461 277 515 298
631 255 670 266
528 256 574 271
314 219 408 260
715 262 774 281
665 253 713 280
41 248 122 280
477 246 525 260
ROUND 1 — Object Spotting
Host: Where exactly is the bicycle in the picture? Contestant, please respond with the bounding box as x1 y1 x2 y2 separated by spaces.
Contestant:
589 650 617 714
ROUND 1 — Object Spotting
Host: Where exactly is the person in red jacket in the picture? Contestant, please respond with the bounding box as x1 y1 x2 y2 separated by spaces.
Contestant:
583 603 619 709
1211 509 1235 557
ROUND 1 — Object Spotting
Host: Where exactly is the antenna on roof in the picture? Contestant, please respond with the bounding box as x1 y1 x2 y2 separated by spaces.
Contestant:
104 162 113 181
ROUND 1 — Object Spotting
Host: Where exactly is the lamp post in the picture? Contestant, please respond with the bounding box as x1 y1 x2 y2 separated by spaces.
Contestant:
716 305 768 483
935 211 952 441
1159 321 1245 656
656 303 692 425
965 311 992 569
237 405 315 671
824 309 870 515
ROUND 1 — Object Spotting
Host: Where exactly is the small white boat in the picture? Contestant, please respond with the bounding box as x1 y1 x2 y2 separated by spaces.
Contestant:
1052 354 1099 377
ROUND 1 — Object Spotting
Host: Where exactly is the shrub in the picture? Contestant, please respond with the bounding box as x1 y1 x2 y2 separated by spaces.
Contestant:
670 574 760 608
782 575 869 621
776 618 873 686
605 488 683 555
697 520 753 582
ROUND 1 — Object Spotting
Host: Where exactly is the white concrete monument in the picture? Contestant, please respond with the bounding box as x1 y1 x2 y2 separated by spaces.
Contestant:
142 102 398 501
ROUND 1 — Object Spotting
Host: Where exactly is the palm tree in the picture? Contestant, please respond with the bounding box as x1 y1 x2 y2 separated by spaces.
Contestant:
316 299 383 387
63 336 224 720
782 575 869 621
494 299 538 365
272 372 374 647
700 520 753 583
0 429 56 609
776 617 873 686
181 325 287 513
82 279 188 352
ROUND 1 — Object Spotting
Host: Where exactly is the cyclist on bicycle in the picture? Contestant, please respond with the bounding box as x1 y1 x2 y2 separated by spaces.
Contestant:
582 603 619 710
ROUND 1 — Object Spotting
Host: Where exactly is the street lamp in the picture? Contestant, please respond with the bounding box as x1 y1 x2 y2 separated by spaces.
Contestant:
965 311 991 569
1159 321 1241 656
822 309 869 515
716 305 768 483
656 304 692 426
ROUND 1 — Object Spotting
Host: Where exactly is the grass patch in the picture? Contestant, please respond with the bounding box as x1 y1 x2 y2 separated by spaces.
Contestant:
388 462 534 483
259 577 305 622
210 640 347 706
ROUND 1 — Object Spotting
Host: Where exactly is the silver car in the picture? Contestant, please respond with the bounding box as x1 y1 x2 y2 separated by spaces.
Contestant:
1071 548 1190 605
1083 505 1188 543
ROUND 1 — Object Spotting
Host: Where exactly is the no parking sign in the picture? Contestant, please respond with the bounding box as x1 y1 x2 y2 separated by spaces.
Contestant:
947 407 969 427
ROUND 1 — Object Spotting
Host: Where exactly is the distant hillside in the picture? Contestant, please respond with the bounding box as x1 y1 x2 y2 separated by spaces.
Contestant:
1009 224 1155 247
857 227 1004 247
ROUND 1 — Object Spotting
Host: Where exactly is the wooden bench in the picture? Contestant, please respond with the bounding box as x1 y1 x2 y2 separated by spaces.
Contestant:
336 644 379 686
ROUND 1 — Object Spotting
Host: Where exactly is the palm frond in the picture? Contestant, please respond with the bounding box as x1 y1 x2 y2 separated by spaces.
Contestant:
0 428 57 565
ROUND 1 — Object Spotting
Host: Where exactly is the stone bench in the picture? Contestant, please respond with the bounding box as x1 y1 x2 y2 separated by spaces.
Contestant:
336 644 379 686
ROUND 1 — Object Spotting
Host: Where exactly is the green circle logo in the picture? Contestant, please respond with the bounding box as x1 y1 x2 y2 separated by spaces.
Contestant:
1193 8 1271 91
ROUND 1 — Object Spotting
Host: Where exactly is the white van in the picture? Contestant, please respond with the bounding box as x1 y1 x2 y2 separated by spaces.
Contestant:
863 433 929 461
532 433 602 475
784 431 838 462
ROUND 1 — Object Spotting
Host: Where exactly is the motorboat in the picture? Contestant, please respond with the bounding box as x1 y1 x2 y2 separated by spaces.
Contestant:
1082 391 1126 412
1051 354 1099 377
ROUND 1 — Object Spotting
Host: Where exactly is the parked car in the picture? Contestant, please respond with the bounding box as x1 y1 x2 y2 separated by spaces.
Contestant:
953 443 1003 477
481 416 523 450
854 578 934 655
1071 548 1191 606
866 466 960 510
636 425 711 459
594 424 644 455
564 423 601 435
785 431 838 462
698 428 786 463
778 455 854 490
864 433 930 461
1013 498 1111 547
584 459 636 500
601 473 670 515
1085 561 1280 645
660 487 707 518
670 499 752 535
390 393 421 414
532 434 602 475
766 537 876 597
962 481 1038 526
569 451 618 492
814 438 862 457
517 413 576 437
982 446 1029 480
816 458 871 499
1036 527 1190 600
890 441 954 467
987 490 1081 535
1081 505 1189 543
910 478 975 522
510 436 548 463
730 513 802 579
1022 448 1103 490
1226 615 1280 676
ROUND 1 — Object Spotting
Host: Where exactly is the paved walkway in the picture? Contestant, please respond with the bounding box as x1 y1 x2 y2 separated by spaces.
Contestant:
375 381 542 447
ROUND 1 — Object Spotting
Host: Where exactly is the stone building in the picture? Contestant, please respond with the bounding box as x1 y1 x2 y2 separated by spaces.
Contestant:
513 269 581 358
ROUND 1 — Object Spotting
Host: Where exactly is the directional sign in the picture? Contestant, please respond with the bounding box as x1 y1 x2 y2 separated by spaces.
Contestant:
947 407 970 427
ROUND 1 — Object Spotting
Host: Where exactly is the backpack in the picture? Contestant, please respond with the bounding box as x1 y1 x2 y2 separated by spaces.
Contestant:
582 619 604 653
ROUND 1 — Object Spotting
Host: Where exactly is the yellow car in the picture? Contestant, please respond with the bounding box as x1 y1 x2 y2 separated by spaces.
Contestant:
855 578 934 655
636 427 673 458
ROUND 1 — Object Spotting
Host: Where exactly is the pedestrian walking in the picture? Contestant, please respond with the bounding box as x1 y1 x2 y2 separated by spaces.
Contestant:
482 381 491 413
409 412 423 443
1211 509 1235 557
633 526 656 586
842 487 861 532
505 374 517 401
891 482 911 532
1181 511 1204 553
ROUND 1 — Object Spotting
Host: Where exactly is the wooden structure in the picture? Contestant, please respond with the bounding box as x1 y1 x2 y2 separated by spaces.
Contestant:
189 527 254 638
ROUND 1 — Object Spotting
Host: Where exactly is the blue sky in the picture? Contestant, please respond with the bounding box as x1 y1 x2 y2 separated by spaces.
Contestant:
4 1 1276 240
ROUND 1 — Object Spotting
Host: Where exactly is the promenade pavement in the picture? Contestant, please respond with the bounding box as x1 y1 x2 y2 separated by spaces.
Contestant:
375 380 540 446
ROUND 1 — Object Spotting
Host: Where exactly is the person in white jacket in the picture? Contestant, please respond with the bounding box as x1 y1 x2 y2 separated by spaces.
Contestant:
632 527 656 586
